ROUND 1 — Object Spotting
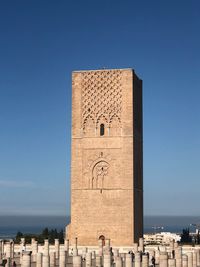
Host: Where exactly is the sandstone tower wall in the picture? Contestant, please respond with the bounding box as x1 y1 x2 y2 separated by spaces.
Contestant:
66 68 143 246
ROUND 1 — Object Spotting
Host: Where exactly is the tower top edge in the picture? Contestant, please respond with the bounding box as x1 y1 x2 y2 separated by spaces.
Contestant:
72 68 134 73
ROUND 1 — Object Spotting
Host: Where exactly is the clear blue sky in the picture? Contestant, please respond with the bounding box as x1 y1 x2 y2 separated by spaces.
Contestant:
0 0 199 216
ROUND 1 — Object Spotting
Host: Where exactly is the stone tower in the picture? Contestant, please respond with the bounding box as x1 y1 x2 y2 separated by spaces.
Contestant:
66 68 143 246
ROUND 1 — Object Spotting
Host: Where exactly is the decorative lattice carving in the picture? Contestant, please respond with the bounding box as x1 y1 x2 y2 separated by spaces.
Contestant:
81 70 122 131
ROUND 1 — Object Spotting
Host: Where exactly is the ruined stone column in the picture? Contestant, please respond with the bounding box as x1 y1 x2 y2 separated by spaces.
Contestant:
92 251 96 266
148 250 155 266
174 242 178 249
59 250 66 267
159 252 168 267
22 252 31 267
11 241 14 259
115 256 122 267
196 249 200 266
135 252 141 267
82 247 88 259
133 243 139 253
5 242 11 258
139 238 144 252
126 254 133 267
0 240 3 259
170 240 175 250
193 251 197 267
155 249 160 265
113 249 119 263
73 238 78 256
168 258 176 267
104 254 111 267
187 252 193 267
142 254 148 267
43 255 50 267
44 239 49 256
64 239 69 254
50 252 56 267
104 240 111 255
20 252 23 265
32 240 38 262
96 255 102 267
5 257 11 267
98 239 103 257
20 238 26 252
73 255 82 267
86 252 92 267
175 247 182 267
54 239 60 259
36 253 42 267
182 255 188 267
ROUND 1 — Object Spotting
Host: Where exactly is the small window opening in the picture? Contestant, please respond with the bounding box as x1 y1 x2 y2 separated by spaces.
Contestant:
100 124 105 136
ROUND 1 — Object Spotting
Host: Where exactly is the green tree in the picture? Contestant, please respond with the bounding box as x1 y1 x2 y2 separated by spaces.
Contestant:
180 228 192 243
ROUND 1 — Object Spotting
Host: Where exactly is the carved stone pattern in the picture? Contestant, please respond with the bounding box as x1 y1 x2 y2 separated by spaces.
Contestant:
81 70 122 129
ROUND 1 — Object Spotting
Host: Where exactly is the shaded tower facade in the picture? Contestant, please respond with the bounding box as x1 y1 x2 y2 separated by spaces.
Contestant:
66 68 143 246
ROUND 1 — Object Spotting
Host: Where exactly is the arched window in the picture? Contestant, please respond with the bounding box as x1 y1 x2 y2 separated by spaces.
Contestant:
100 124 104 136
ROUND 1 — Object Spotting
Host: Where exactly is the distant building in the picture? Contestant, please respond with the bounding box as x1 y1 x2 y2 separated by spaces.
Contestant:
66 68 143 246
144 232 181 245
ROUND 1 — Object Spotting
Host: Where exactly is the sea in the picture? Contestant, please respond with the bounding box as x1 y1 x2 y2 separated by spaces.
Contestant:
0 215 199 239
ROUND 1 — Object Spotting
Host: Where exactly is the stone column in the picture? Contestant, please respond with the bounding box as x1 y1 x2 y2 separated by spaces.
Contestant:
148 250 155 266
82 247 88 259
104 254 111 267
142 254 148 267
54 239 60 259
21 238 26 252
73 238 78 256
174 242 178 249
86 252 92 267
20 252 23 265
98 239 103 257
155 249 160 265
126 254 133 267
50 252 56 267
187 252 193 267
182 255 188 267
11 241 14 259
135 252 141 267
0 241 2 255
5 242 11 258
96 255 102 267
193 251 197 267
196 249 200 266
92 251 96 266
22 252 31 267
115 256 122 267
44 239 49 256
73 255 82 267
32 240 38 262
170 240 175 250
43 255 50 267
159 252 168 267
168 259 176 267
175 247 182 267
59 250 66 267
139 238 144 252
64 239 69 254
104 240 111 255
5 257 11 267
113 249 119 263
36 253 42 267
133 243 139 253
